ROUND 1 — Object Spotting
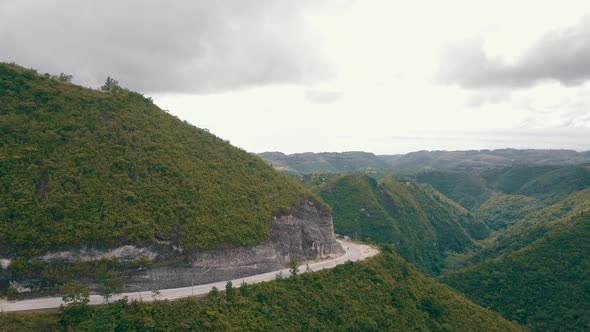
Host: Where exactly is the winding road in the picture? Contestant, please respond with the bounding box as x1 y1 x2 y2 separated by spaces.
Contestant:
0 240 378 312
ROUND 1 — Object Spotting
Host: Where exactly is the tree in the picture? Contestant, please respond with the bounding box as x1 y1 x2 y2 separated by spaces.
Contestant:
225 281 234 303
239 281 250 297
60 281 90 307
287 258 301 277
98 271 122 304
100 76 122 93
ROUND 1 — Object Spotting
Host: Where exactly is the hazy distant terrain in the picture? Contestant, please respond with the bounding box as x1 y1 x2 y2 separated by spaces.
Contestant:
259 149 590 173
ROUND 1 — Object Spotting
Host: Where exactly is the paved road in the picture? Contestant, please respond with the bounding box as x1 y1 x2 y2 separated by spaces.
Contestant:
0 240 378 312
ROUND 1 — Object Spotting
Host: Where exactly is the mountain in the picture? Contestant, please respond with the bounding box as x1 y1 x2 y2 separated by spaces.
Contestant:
314 174 489 273
258 149 590 174
474 193 540 231
0 63 341 295
258 151 390 173
481 164 590 199
0 250 523 331
381 149 590 170
442 203 590 331
413 170 493 210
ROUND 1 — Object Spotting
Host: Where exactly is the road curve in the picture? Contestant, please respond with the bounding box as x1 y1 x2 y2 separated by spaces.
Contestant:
0 240 378 312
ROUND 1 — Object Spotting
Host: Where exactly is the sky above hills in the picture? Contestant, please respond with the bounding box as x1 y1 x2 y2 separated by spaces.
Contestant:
1 0 589 153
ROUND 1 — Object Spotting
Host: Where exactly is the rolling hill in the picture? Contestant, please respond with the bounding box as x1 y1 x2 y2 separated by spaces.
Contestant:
442 207 590 331
259 149 590 175
314 174 489 273
0 63 344 295
258 151 390 174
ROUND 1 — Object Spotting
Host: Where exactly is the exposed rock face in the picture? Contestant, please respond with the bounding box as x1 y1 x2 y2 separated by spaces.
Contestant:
4 200 342 293
122 200 343 291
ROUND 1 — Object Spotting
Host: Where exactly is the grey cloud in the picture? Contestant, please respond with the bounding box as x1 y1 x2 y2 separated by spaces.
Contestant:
0 0 331 93
304 90 342 104
438 16 590 89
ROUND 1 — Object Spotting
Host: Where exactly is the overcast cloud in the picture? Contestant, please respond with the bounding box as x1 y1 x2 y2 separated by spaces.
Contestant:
0 0 330 93
439 16 590 89
1 0 589 153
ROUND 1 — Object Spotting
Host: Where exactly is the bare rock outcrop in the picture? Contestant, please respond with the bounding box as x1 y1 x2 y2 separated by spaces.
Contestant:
121 199 343 291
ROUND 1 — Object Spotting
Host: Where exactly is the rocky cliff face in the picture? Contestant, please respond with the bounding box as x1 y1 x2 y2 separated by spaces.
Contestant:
122 200 343 291
4 200 343 293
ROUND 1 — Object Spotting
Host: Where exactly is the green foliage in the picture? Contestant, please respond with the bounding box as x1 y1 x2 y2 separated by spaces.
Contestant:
518 165 590 199
97 270 123 303
0 62 313 258
442 212 590 331
480 165 558 194
0 252 522 331
480 164 590 200
287 258 301 276
474 193 540 231
414 170 492 210
469 189 590 265
316 174 488 274
60 280 90 306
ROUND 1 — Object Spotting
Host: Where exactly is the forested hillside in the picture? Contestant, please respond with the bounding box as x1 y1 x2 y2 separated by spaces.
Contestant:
0 250 523 331
414 171 492 210
0 63 314 258
442 211 590 331
315 174 488 273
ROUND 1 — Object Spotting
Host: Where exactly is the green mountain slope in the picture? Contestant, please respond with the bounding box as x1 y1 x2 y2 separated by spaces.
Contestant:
0 63 313 257
442 212 590 331
468 189 590 265
315 174 489 273
413 170 492 210
479 165 559 194
517 165 590 199
0 250 523 331
474 193 540 231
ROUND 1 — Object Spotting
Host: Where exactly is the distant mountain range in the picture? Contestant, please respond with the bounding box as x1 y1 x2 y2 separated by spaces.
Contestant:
259 149 590 173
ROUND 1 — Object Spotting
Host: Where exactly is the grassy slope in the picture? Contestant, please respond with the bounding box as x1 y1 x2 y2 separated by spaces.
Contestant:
316 174 488 273
442 212 590 331
0 251 523 331
0 63 312 257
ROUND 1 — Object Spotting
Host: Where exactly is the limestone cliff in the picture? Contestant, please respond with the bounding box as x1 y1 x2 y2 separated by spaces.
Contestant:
2 200 343 293
122 200 343 291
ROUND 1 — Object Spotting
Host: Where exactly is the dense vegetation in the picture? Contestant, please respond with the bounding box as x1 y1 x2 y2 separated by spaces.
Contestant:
0 250 522 331
480 165 590 200
462 189 590 266
413 171 492 210
474 193 540 231
315 174 488 273
442 212 590 331
0 63 314 258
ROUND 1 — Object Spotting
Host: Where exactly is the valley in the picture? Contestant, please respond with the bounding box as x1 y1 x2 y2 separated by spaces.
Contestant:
1 62 587 331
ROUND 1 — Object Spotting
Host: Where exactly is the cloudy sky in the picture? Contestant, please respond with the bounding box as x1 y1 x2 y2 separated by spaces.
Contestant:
2 0 589 154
